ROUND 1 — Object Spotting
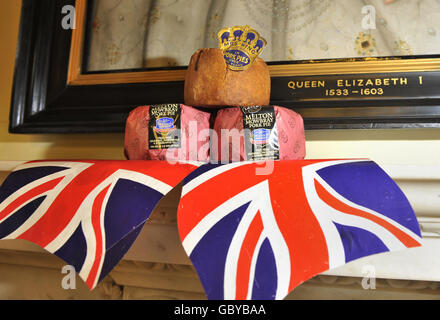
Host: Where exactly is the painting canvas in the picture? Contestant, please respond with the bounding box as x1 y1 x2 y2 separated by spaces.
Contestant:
85 0 440 71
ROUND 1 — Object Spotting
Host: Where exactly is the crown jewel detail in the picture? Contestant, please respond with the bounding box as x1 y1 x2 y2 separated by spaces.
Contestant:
218 25 267 71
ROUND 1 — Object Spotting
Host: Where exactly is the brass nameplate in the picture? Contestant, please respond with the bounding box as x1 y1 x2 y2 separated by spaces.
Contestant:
273 72 440 102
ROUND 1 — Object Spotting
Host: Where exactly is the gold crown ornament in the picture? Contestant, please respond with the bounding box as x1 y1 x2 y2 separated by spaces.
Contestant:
218 25 267 71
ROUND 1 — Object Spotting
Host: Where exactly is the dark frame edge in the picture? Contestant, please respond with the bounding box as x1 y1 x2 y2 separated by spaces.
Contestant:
9 0 33 133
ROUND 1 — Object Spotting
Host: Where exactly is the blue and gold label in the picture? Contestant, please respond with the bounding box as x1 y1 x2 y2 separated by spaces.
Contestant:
218 25 266 71
148 104 181 149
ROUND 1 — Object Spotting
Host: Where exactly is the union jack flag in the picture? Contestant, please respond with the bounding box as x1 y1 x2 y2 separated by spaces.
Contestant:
0 160 199 289
177 160 422 300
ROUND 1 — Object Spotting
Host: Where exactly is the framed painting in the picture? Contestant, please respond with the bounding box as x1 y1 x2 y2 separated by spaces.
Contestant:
9 0 440 133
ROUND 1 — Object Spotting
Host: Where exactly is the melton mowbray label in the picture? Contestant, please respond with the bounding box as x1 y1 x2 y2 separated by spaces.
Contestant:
241 106 279 161
148 104 181 149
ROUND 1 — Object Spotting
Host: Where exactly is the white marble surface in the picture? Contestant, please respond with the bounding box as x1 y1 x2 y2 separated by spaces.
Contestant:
323 237 440 281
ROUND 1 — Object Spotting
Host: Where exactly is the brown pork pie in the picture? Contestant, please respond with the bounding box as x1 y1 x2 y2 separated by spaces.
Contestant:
184 48 271 108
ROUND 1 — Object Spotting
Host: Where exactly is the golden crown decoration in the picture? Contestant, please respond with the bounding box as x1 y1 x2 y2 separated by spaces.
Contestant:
218 25 267 71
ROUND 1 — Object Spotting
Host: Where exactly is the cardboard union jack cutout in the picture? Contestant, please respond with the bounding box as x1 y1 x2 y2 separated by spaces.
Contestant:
0 160 199 289
177 160 422 300
0 159 422 298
